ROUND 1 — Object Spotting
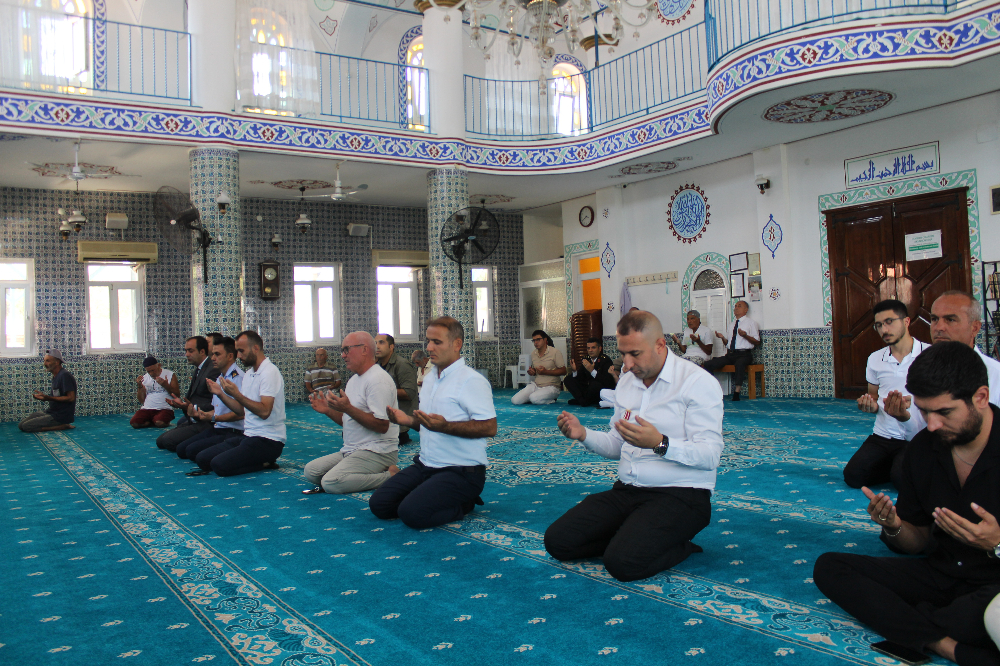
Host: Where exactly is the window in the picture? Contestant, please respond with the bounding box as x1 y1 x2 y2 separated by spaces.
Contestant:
377 266 418 341
405 37 429 131
472 266 494 338
0 259 35 356
85 262 144 352
2 0 92 94
551 63 587 136
294 264 341 345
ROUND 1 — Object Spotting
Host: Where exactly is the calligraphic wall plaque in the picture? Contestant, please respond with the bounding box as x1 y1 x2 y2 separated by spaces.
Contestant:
845 142 940 189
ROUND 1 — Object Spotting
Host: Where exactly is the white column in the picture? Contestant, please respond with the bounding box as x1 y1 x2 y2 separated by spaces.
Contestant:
751 144 793 329
188 0 237 112
421 6 466 139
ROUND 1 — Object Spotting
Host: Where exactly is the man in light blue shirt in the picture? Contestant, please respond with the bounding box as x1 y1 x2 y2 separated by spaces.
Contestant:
370 316 497 529
545 310 724 582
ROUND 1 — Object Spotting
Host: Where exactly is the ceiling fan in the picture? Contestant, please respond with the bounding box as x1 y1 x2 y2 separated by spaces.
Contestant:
29 139 138 186
302 161 368 202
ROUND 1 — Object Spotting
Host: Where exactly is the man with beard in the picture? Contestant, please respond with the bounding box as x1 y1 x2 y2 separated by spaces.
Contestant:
544 310 724 582
814 342 1000 666
187 330 286 477
844 299 930 489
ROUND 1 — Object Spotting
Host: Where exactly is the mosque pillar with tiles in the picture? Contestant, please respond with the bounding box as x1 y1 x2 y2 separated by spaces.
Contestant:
189 146 244 337
427 168 476 365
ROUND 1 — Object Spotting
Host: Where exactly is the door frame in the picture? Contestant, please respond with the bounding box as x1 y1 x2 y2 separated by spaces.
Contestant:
818 169 982 328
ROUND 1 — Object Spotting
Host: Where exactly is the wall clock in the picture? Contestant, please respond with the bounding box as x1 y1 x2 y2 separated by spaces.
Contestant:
260 261 280 300
579 205 595 228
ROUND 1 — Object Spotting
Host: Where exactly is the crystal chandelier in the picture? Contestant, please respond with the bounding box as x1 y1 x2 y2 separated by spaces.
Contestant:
421 0 655 91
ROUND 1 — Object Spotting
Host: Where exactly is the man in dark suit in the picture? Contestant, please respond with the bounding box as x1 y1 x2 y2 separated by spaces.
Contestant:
565 337 616 407
156 335 221 451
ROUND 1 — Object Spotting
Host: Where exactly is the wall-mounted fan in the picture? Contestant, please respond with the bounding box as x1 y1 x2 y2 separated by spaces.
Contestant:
154 186 213 283
440 202 500 288
303 161 367 202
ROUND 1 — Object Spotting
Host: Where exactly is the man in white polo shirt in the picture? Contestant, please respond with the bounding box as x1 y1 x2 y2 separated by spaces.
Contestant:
302 331 399 494
370 316 497 529
545 310 724 582
703 300 760 401
669 310 715 367
845 300 929 489
187 329 286 477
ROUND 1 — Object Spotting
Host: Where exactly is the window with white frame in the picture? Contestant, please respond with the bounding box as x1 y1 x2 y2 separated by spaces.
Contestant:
551 62 587 136
293 264 341 345
471 266 494 338
85 262 145 352
377 266 418 341
0 259 35 356
404 37 429 131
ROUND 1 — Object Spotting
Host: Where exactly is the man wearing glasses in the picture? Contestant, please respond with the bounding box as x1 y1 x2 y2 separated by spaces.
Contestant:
845 299 930 489
511 329 566 405
301 331 400 494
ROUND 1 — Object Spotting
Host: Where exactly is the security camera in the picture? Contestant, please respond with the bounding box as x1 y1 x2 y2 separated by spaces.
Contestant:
217 191 231 214
295 213 311 234
754 176 771 195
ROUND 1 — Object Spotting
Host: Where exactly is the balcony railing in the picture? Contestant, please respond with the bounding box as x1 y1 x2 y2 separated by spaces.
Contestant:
464 72 589 139
318 52 431 132
0 5 190 102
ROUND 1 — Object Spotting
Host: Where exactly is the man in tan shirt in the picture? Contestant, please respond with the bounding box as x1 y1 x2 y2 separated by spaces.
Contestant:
512 330 566 405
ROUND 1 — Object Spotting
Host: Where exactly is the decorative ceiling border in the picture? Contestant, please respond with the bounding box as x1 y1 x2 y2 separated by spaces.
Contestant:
706 1 1000 126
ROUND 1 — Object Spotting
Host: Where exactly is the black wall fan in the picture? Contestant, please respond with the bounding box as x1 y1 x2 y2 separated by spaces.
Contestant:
154 186 213 283
440 202 500 288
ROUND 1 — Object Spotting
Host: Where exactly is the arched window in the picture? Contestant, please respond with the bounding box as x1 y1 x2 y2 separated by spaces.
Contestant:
405 37 428 131
551 62 587 136
1 0 92 92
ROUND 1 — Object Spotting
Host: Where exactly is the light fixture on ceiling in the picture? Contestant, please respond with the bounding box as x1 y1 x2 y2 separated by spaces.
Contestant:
217 191 231 214
457 0 655 90
58 220 74 240
295 187 311 234
68 209 86 232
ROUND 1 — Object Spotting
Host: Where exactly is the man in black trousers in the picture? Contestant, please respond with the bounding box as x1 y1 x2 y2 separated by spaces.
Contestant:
814 342 1000 666
156 335 220 451
565 337 616 407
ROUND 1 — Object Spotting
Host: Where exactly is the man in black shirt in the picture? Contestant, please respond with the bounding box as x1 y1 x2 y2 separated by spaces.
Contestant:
565 337 615 407
19 349 77 432
814 342 1000 666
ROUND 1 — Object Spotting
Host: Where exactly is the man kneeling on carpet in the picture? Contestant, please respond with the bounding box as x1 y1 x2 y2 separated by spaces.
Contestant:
131 356 180 429
302 331 400 495
370 316 497 529
814 342 1000 666
544 310 724 582
177 337 245 464
186 330 286 477
19 349 77 433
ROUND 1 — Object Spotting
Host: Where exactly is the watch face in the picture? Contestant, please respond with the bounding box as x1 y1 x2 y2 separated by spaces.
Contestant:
263 267 277 281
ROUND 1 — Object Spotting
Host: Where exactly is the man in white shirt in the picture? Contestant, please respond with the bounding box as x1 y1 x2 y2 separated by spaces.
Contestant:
302 331 400 494
512 330 566 405
703 300 761 401
883 291 1000 432
371 316 498 529
670 310 715 367
188 330 286 477
846 300 929 489
177 337 245 467
546 310 724 582
131 356 179 428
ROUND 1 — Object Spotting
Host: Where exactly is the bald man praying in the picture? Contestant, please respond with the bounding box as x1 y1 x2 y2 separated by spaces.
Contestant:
545 310 725 582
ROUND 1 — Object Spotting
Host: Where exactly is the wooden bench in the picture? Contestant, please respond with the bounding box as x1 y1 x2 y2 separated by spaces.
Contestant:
720 364 766 399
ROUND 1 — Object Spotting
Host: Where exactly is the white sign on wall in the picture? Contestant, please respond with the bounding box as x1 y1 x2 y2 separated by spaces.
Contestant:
904 230 943 262
845 142 940 189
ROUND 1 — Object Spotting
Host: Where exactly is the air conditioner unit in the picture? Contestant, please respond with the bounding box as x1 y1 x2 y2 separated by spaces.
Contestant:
371 249 430 268
347 223 370 237
105 212 129 229
77 241 158 263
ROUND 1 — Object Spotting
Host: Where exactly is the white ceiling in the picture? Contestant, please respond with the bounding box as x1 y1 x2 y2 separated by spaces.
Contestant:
1 53 997 219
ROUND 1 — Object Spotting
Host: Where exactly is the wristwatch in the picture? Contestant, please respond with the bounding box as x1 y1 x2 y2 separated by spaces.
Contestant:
989 541 1000 559
653 435 669 457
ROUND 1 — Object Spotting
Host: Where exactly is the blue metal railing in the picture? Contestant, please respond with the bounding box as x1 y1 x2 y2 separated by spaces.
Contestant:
706 0 954 67
100 19 191 101
464 72 589 138
317 52 431 132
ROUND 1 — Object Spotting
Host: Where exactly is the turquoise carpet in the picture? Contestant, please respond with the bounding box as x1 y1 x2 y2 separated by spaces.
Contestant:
1 392 944 665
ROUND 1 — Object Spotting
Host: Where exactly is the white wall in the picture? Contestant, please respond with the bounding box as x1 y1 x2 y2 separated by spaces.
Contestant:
522 214 564 264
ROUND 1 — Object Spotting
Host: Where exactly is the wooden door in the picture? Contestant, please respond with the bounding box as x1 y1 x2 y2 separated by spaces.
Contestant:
826 189 970 399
